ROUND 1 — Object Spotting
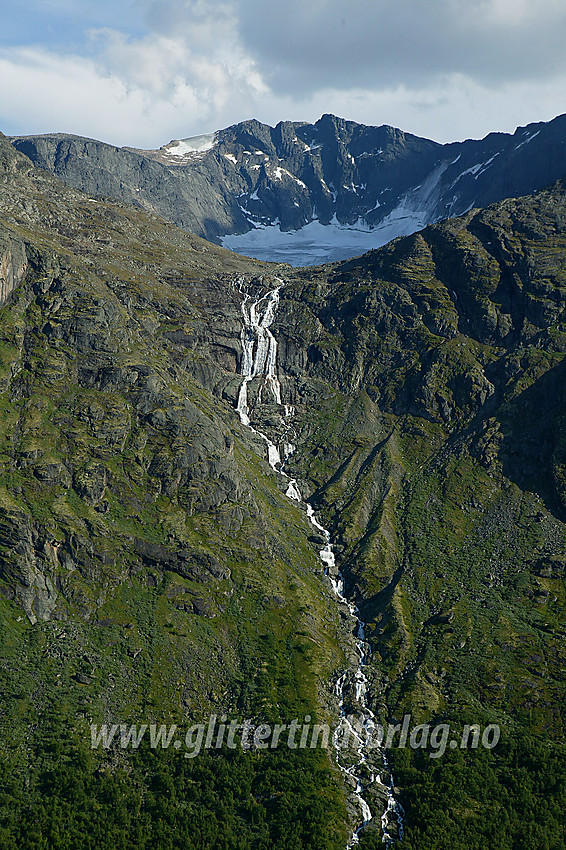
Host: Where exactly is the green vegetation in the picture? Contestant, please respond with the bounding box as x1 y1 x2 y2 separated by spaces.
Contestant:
0 707 346 850
386 731 566 850
2 134 566 847
0 135 348 846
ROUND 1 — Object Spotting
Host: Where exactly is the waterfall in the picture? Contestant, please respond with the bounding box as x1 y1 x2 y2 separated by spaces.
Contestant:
234 277 404 846
305 509 404 846
235 282 283 470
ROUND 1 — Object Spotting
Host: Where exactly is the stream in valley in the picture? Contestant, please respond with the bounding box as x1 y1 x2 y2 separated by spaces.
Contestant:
234 279 404 846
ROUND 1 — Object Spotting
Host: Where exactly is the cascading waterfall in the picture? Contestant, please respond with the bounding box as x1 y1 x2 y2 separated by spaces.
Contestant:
234 278 403 846
303 508 404 847
235 282 283 469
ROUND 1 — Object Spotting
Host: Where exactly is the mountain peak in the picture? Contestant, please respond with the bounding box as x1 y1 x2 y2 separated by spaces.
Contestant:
10 112 566 267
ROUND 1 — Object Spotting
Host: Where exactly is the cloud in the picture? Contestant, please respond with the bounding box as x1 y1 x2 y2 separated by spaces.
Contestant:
234 0 566 94
0 0 565 147
253 71 566 143
0 21 266 147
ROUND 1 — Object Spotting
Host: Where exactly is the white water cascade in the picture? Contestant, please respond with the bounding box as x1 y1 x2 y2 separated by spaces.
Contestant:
234 279 403 846
304 507 404 847
235 283 284 470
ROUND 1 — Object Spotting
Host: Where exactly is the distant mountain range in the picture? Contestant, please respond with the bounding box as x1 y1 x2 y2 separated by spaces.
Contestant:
11 112 566 265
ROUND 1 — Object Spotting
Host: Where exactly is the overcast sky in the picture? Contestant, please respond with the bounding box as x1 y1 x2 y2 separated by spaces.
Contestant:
1 0 565 148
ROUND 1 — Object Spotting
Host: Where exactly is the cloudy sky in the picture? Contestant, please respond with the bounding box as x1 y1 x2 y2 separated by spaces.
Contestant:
1 0 565 148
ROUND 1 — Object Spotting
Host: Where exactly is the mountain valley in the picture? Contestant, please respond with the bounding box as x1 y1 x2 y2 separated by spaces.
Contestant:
1 121 566 848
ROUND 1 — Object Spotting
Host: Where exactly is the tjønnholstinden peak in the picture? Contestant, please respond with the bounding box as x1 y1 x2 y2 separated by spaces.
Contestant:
1 124 566 848
10 111 566 266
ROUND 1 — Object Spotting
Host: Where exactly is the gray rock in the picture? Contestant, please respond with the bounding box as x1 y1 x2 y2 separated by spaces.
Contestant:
11 112 566 263
0 232 27 306
0 508 58 624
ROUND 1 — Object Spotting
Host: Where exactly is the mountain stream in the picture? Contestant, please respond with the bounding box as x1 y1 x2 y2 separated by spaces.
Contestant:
234 279 404 846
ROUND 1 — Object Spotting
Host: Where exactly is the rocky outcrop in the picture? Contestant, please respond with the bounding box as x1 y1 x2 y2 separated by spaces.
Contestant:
0 507 58 623
0 232 27 306
8 132 245 241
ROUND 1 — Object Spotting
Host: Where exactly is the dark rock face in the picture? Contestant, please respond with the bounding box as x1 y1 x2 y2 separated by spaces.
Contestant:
10 113 566 257
0 233 27 306
0 508 58 623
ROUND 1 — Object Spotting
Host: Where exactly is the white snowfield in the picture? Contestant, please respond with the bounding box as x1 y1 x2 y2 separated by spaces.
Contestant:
222 160 455 267
221 174 447 267
221 216 422 267
161 133 218 157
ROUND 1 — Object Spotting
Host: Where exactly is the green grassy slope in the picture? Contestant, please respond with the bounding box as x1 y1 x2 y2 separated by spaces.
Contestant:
268 183 566 847
0 133 349 849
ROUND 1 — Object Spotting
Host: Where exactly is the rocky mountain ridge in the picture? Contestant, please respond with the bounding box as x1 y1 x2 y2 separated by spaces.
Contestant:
10 112 566 265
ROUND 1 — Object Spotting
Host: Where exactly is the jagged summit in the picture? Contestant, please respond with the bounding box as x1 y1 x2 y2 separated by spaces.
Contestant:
10 112 566 266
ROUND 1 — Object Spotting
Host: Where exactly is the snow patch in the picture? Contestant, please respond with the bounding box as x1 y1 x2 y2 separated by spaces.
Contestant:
163 133 217 157
450 152 501 187
222 216 408 267
357 149 383 158
453 162 484 181
474 152 500 178
514 130 541 151
326 181 338 202
271 167 307 188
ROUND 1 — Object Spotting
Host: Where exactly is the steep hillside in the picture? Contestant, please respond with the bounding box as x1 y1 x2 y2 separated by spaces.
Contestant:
0 132 351 849
268 182 566 848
